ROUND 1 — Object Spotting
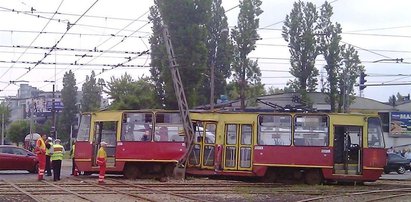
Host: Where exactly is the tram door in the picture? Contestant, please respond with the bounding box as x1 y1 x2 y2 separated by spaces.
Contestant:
92 121 118 167
333 125 363 175
223 124 253 171
189 122 217 169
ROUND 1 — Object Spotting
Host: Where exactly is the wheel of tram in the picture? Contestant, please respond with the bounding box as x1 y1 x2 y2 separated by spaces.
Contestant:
304 169 323 185
124 164 142 179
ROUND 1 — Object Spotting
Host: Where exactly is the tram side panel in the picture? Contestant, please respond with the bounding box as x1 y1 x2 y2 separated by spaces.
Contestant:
116 142 186 162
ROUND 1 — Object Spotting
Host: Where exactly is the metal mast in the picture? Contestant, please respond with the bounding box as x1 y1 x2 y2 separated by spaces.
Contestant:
161 26 195 167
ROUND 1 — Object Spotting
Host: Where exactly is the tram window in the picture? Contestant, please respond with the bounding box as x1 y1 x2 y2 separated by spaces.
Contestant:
240 147 252 168
154 113 184 142
77 114 91 141
121 112 153 141
226 124 237 145
241 125 252 145
203 123 215 143
192 122 216 144
368 117 384 148
258 115 291 146
193 122 203 143
294 115 329 146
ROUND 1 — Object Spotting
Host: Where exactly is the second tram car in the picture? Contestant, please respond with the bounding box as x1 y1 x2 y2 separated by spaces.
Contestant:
74 110 386 184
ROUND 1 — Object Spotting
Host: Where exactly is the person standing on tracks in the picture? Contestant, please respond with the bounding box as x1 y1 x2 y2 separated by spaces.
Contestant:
96 142 107 184
70 140 78 176
34 134 47 181
50 139 65 181
45 137 53 176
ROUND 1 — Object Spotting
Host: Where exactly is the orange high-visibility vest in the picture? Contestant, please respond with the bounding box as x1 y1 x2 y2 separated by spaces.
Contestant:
35 138 46 154
96 147 107 165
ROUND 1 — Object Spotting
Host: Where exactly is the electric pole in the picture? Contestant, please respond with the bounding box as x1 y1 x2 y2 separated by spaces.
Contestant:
51 83 56 139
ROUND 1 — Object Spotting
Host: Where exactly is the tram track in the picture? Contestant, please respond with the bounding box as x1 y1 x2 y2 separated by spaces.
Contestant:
3 177 411 201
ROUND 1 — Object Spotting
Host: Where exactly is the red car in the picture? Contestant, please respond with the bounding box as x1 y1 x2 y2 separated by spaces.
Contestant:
0 145 39 173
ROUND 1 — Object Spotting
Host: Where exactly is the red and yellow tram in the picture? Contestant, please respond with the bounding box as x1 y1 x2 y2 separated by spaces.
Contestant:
74 110 386 184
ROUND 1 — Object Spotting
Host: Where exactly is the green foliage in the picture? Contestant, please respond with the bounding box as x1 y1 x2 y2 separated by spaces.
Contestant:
59 70 78 143
204 0 233 104
81 71 102 112
106 73 159 110
7 120 30 145
267 87 287 95
282 0 319 92
389 95 396 107
0 103 11 144
34 120 52 136
226 80 265 106
336 44 364 112
318 1 342 112
151 0 212 108
231 0 263 110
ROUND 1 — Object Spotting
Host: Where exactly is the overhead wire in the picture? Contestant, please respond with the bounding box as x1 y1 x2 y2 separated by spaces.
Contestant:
0 29 150 38
3 0 101 93
0 6 150 34
40 10 151 89
0 0 65 81
12 0 100 81
0 8 150 23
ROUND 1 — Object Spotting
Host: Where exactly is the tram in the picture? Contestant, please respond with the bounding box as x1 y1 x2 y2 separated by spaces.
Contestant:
74 110 186 179
74 110 387 184
187 111 386 184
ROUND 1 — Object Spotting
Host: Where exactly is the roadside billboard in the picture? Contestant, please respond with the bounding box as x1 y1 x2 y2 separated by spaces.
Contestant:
390 112 411 136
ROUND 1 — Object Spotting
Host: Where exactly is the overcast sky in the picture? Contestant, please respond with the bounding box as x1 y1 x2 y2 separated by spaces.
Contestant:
0 0 409 102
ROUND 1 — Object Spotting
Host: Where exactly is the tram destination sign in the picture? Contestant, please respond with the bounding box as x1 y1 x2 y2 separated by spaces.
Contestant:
390 112 411 136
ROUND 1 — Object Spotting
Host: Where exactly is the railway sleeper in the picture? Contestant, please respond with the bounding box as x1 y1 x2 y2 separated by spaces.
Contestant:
123 162 176 181
262 167 323 185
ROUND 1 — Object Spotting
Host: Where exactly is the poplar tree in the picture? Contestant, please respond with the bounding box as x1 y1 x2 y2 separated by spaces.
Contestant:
231 0 263 110
282 1 319 93
318 1 342 112
150 0 212 108
59 70 78 142
204 0 232 105
81 71 102 112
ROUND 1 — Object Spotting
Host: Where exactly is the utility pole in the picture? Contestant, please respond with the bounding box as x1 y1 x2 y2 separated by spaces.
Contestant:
1 113 4 145
51 83 56 139
162 25 195 170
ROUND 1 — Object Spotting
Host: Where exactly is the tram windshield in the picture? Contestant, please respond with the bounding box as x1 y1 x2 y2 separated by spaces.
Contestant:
367 117 385 148
77 114 91 141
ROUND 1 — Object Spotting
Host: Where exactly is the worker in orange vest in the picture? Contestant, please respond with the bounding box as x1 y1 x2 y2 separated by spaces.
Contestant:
34 134 47 180
96 142 107 184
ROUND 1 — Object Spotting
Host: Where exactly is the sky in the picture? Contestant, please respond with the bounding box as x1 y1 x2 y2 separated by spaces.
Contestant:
0 0 409 103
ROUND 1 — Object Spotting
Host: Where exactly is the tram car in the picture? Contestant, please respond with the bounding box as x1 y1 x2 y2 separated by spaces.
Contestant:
74 110 387 184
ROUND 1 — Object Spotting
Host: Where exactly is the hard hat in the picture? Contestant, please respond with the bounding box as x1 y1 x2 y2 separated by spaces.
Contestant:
47 137 53 141
55 139 61 143
100 141 108 146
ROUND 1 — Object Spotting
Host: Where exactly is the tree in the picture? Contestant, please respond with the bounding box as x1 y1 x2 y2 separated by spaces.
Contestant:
81 71 102 112
7 120 30 145
59 70 78 143
318 1 342 112
150 0 212 108
336 44 364 112
282 1 319 93
231 0 263 110
389 95 396 107
0 102 11 144
205 0 233 107
105 73 159 110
